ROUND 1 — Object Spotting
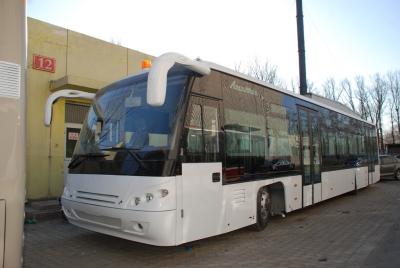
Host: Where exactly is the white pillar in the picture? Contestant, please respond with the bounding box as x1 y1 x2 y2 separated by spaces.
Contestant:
0 0 26 267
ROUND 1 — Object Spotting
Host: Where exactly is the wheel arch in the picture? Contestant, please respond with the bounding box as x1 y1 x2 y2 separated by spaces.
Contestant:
265 182 286 215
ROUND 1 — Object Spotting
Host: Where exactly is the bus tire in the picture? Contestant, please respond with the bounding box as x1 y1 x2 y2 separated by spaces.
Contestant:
254 187 271 231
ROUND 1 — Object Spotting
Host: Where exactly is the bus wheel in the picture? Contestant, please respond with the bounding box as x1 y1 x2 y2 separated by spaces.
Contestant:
255 187 271 231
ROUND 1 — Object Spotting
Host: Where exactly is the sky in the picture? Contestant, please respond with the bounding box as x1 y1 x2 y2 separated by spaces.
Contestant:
27 0 400 90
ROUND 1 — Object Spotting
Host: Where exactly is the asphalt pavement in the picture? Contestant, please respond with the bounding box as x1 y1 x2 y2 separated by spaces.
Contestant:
23 179 400 268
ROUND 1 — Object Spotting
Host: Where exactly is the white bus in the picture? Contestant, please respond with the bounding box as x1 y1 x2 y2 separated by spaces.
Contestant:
46 53 379 246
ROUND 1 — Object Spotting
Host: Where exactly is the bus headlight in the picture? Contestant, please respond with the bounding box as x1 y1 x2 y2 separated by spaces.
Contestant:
128 196 148 208
127 189 169 208
134 197 141 206
146 193 154 202
160 189 169 198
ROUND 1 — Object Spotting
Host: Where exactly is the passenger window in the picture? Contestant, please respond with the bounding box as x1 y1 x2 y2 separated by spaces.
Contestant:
223 105 301 183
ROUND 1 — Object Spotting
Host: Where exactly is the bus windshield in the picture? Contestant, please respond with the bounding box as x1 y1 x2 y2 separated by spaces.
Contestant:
69 69 191 176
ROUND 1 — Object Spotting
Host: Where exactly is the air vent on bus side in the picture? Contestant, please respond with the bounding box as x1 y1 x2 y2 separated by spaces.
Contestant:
232 189 246 205
75 190 120 205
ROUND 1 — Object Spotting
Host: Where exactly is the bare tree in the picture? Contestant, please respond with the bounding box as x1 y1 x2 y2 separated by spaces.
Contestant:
354 75 373 122
249 58 280 86
387 71 400 139
290 78 297 93
370 73 388 152
322 77 343 101
341 78 355 111
290 78 318 94
234 62 243 73
388 97 396 144
307 80 318 95
383 130 394 145
235 58 285 88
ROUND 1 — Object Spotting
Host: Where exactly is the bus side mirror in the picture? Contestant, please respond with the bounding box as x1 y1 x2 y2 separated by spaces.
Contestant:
44 89 95 126
147 52 211 107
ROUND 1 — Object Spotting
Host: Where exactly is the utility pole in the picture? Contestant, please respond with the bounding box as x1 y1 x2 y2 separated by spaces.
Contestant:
296 0 307 95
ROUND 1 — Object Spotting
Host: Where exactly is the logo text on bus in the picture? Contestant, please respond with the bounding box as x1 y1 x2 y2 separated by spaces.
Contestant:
229 81 259 97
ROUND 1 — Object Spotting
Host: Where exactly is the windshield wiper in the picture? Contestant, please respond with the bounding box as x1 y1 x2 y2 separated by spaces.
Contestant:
101 147 148 170
68 152 109 169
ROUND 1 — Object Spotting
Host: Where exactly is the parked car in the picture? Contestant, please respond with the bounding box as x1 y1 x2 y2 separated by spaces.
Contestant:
379 155 400 180
271 159 295 171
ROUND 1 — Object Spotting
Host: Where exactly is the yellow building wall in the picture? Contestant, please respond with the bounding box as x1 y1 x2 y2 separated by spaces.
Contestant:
27 17 153 200
27 19 68 199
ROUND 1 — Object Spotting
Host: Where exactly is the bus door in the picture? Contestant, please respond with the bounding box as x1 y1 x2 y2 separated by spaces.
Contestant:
298 107 322 207
181 95 224 243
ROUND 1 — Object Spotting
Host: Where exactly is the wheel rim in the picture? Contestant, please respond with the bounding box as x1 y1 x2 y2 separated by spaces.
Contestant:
260 190 270 221
396 170 400 179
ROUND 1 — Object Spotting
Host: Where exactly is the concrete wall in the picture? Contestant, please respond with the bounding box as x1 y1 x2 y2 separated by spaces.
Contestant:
27 17 153 200
0 0 26 266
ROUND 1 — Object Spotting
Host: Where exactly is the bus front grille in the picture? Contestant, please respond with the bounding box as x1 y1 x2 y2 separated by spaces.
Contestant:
75 190 120 205
74 209 121 229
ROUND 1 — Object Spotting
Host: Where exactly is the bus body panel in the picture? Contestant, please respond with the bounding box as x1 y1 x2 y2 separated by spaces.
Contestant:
222 174 302 233
321 168 358 200
303 185 313 207
180 162 223 244
63 174 176 211
62 174 178 246
174 175 183 244
275 175 302 212
373 165 380 183
313 183 322 203
62 199 177 246
356 166 369 189
221 181 256 233
303 183 322 207
221 175 303 230
61 168 378 246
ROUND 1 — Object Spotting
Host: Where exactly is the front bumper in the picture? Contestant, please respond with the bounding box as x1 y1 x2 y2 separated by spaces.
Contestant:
62 198 177 246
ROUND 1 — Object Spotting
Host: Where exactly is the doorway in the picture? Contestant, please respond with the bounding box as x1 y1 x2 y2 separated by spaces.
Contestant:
298 107 322 207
